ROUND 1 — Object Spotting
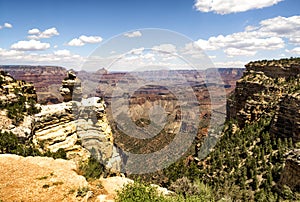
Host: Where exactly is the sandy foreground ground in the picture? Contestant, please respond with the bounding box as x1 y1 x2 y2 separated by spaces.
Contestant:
0 154 118 202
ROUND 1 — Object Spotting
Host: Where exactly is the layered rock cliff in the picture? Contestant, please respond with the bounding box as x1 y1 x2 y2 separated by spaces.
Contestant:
32 71 122 173
227 58 300 128
270 93 300 142
227 58 300 195
278 149 300 192
0 71 38 138
0 65 67 104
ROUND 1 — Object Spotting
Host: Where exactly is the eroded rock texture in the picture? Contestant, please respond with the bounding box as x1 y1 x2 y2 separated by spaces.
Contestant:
227 58 300 192
33 71 121 173
270 93 300 142
278 149 300 192
0 65 67 104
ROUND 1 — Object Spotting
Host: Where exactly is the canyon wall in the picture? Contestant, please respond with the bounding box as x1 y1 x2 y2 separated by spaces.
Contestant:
227 58 300 192
0 65 67 104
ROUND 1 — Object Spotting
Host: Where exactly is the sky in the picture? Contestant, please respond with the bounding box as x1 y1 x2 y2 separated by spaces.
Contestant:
0 0 299 71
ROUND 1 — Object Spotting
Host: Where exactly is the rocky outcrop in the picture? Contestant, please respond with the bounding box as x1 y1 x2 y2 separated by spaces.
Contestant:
33 71 121 172
0 65 67 104
33 102 90 161
227 58 300 127
60 71 82 102
0 71 38 138
227 58 300 195
74 97 122 173
270 93 300 142
0 70 37 104
278 149 300 192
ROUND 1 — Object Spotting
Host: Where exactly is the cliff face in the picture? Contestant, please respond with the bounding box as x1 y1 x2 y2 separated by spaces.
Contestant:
0 70 37 104
270 93 300 142
227 59 300 128
32 72 122 173
0 71 38 138
227 58 300 194
33 102 90 161
0 65 67 104
278 149 300 192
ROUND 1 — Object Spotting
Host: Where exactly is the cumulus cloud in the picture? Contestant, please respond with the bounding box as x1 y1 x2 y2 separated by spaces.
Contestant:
0 47 84 68
54 49 71 56
0 22 13 30
28 27 59 39
124 31 142 38
79 35 102 43
152 44 177 53
67 35 103 46
67 38 85 46
195 15 300 57
224 48 256 57
214 60 248 68
4 23 12 28
287 47 300 55
28 28 40 35
196 33 284 57
11 40 50 51
258 16 300 45
194 0 283 15
0 48 23 57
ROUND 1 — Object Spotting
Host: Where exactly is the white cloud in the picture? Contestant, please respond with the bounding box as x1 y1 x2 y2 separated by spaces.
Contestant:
224 48 256 57
28 28 40 35
124 31 142 38
194 0 283 15
152 44 177 53
28 27 59 39
11 40 50 51
4 23 12 28
0 48 84 68
258 16 300 45
287 47 300 55
128 47 145 55
67 35 102 46
259 16 300 35
67 38 85 46
195 15 300 57
0 48 23 57
0 22 13 30
54 49 71 56
79 35 102 43
196 33 284 57
214 60 247 68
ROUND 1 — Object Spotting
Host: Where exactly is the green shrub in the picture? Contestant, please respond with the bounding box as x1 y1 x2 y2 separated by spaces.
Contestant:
79 157 105 180
0 130 67 159
116 181 166 202
76 186 90 197
43 148 67 159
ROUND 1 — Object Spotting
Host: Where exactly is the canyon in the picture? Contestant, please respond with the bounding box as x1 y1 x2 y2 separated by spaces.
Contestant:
0 58 299 200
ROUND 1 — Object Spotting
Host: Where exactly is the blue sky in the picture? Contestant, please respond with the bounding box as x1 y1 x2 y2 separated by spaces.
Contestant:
0 0 299 70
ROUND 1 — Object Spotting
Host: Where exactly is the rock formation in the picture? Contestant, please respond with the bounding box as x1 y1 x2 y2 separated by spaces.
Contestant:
0 65 67 104
0 70 37 104
33 102 90 161
227 58 300 195
270 93 300 143
60 70 82 102
0 71 38 138
227 58 300 127
33 71 122 173
278 149 300 192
